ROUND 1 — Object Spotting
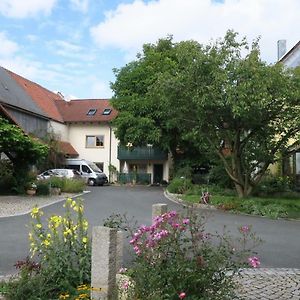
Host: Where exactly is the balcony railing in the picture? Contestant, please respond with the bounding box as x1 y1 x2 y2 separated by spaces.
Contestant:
117 146 167 160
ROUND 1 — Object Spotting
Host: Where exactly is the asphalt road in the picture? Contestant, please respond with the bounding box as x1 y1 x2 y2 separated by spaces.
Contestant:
0 186 300 276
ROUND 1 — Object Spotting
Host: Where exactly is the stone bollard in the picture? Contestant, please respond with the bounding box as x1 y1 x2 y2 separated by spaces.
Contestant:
116 231 123 272
152 203 168 221
91 226 118 300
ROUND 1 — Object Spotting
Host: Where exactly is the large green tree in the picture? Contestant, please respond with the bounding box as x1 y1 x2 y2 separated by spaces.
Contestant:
0 117 48 189
111 31 300 197
111 37 210 168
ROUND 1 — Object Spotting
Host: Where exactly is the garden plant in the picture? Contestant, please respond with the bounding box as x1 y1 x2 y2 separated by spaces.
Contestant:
114 208 262 300
1 198 91 300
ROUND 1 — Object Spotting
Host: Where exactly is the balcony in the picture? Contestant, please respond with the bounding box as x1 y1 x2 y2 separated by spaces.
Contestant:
117 146 168 161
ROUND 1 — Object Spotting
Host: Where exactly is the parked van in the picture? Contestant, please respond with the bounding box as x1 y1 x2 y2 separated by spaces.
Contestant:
64 159 108 186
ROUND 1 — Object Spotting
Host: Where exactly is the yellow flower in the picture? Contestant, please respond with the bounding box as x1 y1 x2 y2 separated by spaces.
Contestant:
36 223 42 229
42 239 50 247
59 293 70 299
31 206 43 218
82 220 88 230
77 284 89 291
63 228 72 236
82 237 88 244
28 232 33 241
49 215 62 228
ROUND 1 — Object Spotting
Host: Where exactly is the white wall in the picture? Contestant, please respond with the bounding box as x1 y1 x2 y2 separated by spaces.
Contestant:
68 123 119 176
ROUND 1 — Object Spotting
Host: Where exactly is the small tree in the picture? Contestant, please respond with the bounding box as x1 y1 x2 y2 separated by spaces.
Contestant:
0 117 48 191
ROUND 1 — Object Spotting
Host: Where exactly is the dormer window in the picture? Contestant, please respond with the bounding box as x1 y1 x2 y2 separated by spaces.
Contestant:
87 109 97 116
102 108 112 115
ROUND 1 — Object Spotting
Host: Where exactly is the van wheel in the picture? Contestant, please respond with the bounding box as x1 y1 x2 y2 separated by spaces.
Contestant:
88 179 96 186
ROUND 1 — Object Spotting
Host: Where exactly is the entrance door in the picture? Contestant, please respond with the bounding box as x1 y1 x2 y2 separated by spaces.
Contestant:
153 164 163 184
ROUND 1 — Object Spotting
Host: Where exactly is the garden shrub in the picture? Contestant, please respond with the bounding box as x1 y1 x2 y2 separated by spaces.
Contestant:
2 198 91 300
253 175 292 196
36 181 50 195
124 208 262 300
62 178 85 193
167 177 193 194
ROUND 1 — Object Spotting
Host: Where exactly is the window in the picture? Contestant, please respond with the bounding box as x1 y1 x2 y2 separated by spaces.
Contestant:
86 135 104 148
82 165 92 173
95 162 104 172
102 108 112 115
87 109 97 116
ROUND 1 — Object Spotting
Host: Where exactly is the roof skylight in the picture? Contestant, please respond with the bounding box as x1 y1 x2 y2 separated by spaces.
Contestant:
87 108 97 116
103 108 112 115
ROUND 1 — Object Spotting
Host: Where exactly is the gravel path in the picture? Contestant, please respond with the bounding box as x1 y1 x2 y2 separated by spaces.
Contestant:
0 193 77 218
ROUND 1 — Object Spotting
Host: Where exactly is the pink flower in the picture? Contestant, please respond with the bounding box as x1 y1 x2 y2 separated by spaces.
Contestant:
240 225 250 234
122 280 129 290
182 218 190 225
248 256 260 268
118 267 128 274
179 292 186 299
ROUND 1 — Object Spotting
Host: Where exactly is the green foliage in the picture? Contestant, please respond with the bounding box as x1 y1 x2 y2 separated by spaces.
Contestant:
0 117 48 192
61 178 85 193
111 31 300 198
167 177 193 194
125 209 261 299
36 181 50 195
2 198 91 299
0 160 16 194
253 175 292 196
49 176 64 189
39 177 85 193
182 188 300 219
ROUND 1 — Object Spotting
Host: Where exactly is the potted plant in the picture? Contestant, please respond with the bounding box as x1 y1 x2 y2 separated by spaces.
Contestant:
26 182 37 196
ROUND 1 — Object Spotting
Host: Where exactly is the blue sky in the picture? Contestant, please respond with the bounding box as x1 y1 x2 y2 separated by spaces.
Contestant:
0 0 299 99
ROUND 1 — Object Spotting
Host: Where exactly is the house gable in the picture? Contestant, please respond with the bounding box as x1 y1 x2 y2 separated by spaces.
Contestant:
279 41 300 68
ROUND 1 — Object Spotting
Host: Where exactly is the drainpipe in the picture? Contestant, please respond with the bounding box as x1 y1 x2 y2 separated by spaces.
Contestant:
109 124 112 183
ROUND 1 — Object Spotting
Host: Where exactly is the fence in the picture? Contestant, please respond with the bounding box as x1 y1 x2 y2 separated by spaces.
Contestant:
118 173 151 185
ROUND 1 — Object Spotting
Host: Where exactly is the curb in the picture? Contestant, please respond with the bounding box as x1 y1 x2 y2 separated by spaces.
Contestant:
0 191 90 219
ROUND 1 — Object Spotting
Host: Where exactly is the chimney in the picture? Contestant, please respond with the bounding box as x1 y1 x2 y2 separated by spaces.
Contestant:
277 40 287 60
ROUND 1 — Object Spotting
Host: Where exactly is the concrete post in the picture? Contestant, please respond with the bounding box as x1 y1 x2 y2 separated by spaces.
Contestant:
152 203 168 220
91 226 117 300
116 231 123 272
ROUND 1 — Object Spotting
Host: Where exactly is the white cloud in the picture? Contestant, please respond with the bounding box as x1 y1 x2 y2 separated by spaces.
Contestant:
26 34 39 42
0 32 19 57
69 0 89 13
90 0 300 63
47 39 96 61
90 77 113 98
0 0 57 18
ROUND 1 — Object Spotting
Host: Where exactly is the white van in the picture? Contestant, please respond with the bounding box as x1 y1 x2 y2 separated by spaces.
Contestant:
64 159 108 186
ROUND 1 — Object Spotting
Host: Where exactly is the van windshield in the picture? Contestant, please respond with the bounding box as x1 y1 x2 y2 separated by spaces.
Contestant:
88 163 101 172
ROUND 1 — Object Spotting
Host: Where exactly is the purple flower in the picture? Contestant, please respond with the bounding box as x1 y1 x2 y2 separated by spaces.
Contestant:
248 256 260 268
182 218 190 225
240 225 250 234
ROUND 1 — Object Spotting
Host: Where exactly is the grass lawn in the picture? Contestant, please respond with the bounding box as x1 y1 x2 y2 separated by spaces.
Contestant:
181 191 300 220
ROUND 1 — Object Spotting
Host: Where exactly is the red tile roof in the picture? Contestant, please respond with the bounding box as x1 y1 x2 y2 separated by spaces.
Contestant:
55 99 117 122
6 69 64 122
57 141 79 157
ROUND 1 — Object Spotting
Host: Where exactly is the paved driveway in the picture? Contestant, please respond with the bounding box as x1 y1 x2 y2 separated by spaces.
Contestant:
0 185 300 276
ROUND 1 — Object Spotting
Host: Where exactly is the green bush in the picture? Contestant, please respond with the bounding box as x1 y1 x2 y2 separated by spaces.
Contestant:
2 198 91 300
48 176 64 189
125 208 262 300
62 179 85 193
253 175 292 196
167 177 193 194
36 181 50 195
208 163 234 189
0 160 16 194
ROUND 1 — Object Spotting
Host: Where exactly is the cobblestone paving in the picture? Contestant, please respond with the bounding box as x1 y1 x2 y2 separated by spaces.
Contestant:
235 268 300 299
